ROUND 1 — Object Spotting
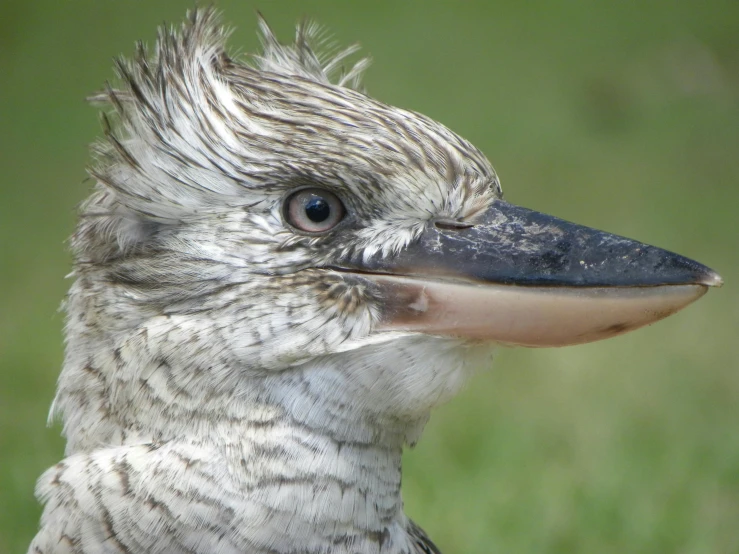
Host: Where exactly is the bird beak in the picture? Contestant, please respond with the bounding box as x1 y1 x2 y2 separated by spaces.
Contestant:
336 200 722 347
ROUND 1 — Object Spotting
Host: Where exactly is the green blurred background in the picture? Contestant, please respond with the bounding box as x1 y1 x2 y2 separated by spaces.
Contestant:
1 1 738 552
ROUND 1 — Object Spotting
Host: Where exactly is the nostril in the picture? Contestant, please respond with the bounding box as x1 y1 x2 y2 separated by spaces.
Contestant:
434 219 474 231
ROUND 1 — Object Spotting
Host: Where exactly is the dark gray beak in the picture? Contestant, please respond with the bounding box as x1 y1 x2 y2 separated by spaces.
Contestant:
336 200 722 346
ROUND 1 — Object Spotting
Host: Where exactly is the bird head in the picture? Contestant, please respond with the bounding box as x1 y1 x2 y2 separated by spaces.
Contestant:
59 9 720 448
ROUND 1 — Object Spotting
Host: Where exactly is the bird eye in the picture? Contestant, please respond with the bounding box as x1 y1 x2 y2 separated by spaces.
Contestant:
284 188 346 234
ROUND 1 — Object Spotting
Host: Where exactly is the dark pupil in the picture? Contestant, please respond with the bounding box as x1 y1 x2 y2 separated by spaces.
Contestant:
304 196 330 223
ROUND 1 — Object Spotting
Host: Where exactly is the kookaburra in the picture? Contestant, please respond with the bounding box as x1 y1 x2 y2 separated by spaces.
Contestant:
30 8 721 554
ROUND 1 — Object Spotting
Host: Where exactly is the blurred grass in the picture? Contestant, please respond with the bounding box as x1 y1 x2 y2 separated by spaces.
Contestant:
1 1 738 552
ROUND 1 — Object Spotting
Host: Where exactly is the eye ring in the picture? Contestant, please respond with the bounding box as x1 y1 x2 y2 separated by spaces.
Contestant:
283 187 346 234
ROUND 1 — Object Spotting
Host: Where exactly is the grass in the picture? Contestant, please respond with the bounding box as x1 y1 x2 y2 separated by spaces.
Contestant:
1 1 738 552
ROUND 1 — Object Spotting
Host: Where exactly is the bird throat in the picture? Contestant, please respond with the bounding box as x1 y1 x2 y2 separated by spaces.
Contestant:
56 326 418 548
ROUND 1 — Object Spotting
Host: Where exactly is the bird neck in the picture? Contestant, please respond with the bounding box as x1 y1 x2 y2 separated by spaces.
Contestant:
223 398 408 543
58 339 414 546
54 278 476 549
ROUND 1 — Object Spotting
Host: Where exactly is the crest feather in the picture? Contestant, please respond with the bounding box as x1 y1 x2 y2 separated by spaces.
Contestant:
77 7 375 262
253 13 370 89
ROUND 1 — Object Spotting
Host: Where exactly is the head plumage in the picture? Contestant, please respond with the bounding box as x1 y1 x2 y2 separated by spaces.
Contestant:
87 8 370 217
78 7 497 264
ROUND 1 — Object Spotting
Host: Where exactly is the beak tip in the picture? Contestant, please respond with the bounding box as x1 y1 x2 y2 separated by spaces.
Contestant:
701 269 723 288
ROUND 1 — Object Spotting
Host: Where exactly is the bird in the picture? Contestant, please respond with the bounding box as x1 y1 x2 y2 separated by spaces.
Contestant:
29 8 722 554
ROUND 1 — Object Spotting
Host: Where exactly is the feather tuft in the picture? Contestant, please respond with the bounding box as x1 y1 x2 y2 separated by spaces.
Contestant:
253 12 370 90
